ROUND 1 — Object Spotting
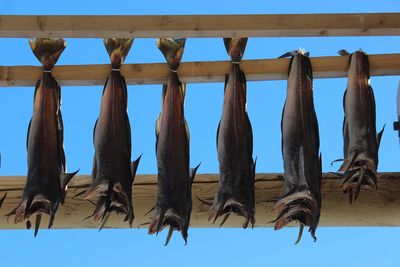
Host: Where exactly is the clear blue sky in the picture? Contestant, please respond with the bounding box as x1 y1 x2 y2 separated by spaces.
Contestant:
0 1 399 266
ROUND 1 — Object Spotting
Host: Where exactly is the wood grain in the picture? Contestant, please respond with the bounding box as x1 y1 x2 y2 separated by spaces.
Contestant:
0 13 399 38
1 53 399 87
0 172 399 229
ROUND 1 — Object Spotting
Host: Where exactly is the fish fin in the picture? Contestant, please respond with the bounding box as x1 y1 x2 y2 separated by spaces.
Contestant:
155 208 166 235
156 38 186 68
34 213 42 237
240 70 247 93
164 226 174 246
131 154 142 179
190 163 201 184
48 201 60 229
99 211 111 231
338 49 350 56
180 82 186 102
219 213 230 227
294 223 304 245
223 38 247 61
377 124 385 150
60 170 79 203
278 50 296 58
0 193 6 208
104 38 133 67
155 114 161 153
60 170 79 190
216 121 221 151
252 157 257 177
161 83 168 102
223 74 229 93
144 206 155 216
26 119 32 150
184 119 190 143
92 118 98 144
24 194 34 219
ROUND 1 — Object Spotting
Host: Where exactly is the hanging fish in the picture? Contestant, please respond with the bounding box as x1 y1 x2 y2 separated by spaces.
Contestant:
338 49 384 203
148 38 199 245
7 38 78 236
272 49 322 243
209 38 255 228
84 38 141 229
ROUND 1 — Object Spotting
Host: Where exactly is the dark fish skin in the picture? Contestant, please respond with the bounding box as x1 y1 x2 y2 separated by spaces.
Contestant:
339 50 384 203
85 38 141 228
273 50 322 243
209 38 256 228
0 193 6 208
149 38 199 245
7 38 78 236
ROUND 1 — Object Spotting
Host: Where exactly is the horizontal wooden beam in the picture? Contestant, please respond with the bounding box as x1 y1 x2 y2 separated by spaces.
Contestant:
0 13 400 38
1 53 399 87
0 172 399 230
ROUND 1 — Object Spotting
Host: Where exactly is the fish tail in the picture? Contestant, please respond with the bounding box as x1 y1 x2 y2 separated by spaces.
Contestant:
273 190 319 243
104 38 133 68
223 38 247 62
148 207 190 245
29 38 66 70
209 194 255 228
156 38 186 70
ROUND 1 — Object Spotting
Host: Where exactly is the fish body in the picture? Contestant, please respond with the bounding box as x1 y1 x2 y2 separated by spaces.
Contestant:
149 38 199 245
339 50 383 202
273 50 321 243
209 38 255 228
8 38 78 235
85 38 140 228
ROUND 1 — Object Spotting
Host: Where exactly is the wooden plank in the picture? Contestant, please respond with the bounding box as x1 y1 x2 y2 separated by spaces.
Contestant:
0 172 399 229
1 53 399 87
0 13 400 38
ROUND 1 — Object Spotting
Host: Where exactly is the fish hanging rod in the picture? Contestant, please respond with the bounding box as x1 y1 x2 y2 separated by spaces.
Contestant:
0 13 399 38
0 53 399 87
0 172 399 229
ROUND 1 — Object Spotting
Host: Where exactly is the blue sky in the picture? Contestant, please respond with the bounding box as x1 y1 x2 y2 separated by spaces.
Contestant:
0 1 399 266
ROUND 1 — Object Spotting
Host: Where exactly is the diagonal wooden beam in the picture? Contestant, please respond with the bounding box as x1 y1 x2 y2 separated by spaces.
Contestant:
1 53 399 87
0 13 400 38
0 172 399 229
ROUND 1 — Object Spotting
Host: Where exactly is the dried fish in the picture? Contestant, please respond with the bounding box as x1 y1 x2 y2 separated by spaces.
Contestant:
7 38 78 236
85 38 141 228
209 38 255 228
338 50 384 203
148 38 199 245
273 49 322 243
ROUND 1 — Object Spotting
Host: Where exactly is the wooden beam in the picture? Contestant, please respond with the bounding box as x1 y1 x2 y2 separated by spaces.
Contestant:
0 13 400 38
0 172 399 229
1 53 399 87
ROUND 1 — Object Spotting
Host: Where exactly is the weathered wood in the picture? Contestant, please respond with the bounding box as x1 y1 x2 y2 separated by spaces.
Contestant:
1 53 399 87
0 13 399 38
0 172 399 229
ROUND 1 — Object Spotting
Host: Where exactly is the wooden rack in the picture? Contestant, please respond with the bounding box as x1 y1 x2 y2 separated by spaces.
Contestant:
0 13 399 229
0 13 399 38
1 53 400 86
0 173 399 229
